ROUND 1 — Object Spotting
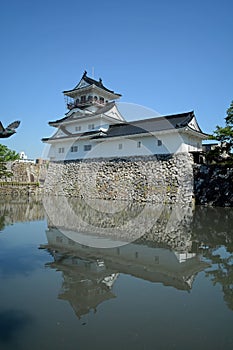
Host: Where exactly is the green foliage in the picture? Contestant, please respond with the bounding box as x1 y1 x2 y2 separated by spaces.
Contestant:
209 125 233 146
208 100 233 163
0 144 19 161
0 144 19 179
226 100 233 125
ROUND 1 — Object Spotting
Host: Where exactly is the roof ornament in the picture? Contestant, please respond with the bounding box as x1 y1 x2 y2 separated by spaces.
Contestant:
99 78 103 85
82 70 87 78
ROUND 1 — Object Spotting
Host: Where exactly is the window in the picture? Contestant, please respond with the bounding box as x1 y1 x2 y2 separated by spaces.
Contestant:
75 126 81 132
84 145 92 151
137 141 141 148
99 97 104 104
157 140 162 146
81 95 86 103
71 146 78 152
118 143 123 150
58 147 65 153
88 124 95 130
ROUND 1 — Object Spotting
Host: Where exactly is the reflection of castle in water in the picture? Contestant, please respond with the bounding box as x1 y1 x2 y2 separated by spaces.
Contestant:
43 196 195 251
0 199 44 228
46 245 118 319
42 198 210 318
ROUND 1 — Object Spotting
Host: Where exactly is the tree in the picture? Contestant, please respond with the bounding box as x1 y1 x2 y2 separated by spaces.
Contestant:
226 100 233 125
208 100 233 163
0 144 19 179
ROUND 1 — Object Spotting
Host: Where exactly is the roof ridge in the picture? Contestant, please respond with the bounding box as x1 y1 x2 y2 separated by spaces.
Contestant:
127 111 194 124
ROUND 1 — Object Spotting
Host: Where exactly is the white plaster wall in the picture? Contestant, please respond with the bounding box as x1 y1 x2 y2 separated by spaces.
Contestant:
61 118 109 134
47 131 203 161
182 134 203 152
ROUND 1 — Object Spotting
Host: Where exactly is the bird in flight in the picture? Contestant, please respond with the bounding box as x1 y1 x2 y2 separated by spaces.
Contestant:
0 120 20 138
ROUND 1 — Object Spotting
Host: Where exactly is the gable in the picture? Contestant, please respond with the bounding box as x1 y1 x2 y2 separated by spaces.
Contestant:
75 78 90 89
188 116 202 132
52 128 68 138
103 104 125 122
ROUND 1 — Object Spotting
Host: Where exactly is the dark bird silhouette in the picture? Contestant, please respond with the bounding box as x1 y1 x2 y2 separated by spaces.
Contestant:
0 121 20 138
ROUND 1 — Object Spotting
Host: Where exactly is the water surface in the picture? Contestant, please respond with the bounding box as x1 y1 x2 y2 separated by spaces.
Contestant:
0 199 233 350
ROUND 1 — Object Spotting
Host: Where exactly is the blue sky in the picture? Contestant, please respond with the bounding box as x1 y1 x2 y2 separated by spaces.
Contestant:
0 0 232 159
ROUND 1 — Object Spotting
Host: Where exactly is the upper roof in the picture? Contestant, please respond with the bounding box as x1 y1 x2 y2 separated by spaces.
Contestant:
63 71 121 97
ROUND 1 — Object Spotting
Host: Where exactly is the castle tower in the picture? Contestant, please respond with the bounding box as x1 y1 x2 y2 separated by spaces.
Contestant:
63 71 122 112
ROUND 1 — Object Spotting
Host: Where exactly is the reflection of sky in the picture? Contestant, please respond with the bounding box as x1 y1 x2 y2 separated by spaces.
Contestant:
0 244 46 278
0 220 50 278
0 310 33 344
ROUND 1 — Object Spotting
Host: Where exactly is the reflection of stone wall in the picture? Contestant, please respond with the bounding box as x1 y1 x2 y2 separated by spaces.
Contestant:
43 196 193 252
0 200 45 226
137 204 194 252
44 153 194 204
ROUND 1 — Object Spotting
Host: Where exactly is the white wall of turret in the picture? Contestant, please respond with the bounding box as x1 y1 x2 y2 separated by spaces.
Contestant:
57 118 110 135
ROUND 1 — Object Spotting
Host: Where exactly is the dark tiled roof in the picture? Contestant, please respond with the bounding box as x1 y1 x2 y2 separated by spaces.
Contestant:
48 102 120 126
43 111 207 143
93 111 201 139
49 115 69 126
63 71 121 96
42 129 100 142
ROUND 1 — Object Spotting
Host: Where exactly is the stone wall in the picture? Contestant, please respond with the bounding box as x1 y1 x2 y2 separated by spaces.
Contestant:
44 153 194 204
0 184 42 198
4 161 48 184
0 161 48 198
194 164 233 206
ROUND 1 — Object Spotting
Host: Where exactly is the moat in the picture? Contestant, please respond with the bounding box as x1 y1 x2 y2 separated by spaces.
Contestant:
0 198 233 350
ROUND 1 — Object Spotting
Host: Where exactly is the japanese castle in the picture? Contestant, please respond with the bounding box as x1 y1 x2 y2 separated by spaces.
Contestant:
42 71 207 161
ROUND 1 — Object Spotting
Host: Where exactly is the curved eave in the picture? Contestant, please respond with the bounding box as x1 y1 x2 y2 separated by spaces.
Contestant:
41 130 102 143
63 84 121 99
42 125 209 144
181 126 210 139
49 117 69 127
49 114 124 129
93 127 209 142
